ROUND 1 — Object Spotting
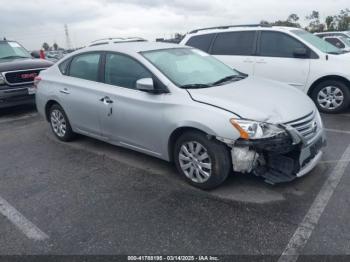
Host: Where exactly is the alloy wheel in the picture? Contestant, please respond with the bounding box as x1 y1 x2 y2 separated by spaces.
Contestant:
317 86 344 110
179 141 212 183
50 109 67 137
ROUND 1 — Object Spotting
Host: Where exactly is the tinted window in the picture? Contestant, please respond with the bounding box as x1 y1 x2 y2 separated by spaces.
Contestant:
325 38 345 49
105 53 151 89
69 53 100 81
260 31 306 58
211 31 256 55
186 34 215 52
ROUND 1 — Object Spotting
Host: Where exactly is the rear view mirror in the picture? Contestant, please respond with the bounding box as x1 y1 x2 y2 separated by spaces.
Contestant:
136 78 154 92
293 48 309 58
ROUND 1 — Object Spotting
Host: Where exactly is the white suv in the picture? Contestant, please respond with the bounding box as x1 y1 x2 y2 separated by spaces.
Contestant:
180 25 350 113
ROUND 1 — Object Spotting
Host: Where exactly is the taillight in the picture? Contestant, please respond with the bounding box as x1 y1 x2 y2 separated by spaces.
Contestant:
33 76 42 88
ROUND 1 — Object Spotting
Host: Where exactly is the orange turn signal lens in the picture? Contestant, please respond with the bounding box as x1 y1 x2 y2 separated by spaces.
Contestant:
230 119 250 140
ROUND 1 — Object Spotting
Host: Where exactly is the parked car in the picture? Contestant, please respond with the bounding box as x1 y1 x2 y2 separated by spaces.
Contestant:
180 25 350 113
0 39 53 108
36 42 326 189
321 36 350 52
315 31 350 40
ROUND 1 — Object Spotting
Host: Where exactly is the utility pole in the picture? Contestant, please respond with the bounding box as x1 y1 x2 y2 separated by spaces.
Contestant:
64 24 72 50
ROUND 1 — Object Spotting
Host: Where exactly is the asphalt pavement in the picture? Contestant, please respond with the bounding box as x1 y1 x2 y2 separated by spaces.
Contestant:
0 105 349 260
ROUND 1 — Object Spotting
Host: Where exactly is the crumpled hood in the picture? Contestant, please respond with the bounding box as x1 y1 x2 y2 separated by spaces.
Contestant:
0 58 53 72
188 77 316 124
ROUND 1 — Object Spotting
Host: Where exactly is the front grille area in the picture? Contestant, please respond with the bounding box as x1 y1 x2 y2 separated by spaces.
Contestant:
285 111 319 143
4 69 42 85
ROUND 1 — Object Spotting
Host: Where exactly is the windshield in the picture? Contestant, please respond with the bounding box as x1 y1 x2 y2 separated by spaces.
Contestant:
142 48 240 88
292 29 343 54
0 41 31 59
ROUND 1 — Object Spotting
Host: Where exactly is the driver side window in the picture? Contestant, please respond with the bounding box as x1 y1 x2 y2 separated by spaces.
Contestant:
259 31 306 58
104 53 152 89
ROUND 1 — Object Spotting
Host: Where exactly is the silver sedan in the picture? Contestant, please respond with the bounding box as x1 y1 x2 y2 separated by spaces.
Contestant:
35 42 326 189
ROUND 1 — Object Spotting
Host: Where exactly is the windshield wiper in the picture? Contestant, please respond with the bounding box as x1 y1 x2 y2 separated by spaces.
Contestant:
180 83 213 89
0 55 29 59
211 75 246 86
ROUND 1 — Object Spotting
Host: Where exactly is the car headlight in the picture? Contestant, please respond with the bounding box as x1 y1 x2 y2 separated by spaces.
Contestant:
230 119 286 140
0 74 5 85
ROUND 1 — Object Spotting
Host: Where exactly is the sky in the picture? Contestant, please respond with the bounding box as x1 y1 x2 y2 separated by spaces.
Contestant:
0 0 348 50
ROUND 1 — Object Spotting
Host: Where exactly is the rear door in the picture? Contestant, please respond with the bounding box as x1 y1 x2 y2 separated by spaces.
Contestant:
254 31 311 90
59 52 107 137
210 31 257 75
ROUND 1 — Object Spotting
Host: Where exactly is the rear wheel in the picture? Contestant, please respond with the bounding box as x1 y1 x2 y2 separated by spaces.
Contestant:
311 80 350 113
49 104 75 141
174 131 231 190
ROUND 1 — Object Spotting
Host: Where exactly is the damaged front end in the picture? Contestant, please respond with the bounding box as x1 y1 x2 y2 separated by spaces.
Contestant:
219 112 326 184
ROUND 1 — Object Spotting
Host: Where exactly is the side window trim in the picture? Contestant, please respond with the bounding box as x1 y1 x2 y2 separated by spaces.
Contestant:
103 51 169 93
256 30 319 59
67 51 104 82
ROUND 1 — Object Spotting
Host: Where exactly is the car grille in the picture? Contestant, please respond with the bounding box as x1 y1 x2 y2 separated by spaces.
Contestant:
284 111 319 144
4 69 42 86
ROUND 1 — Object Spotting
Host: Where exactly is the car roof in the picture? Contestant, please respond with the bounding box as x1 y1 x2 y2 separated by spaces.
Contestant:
185 25 303 37
77 41 188 55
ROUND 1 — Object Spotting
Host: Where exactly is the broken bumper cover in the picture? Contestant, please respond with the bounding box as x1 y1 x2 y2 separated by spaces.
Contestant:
229 128 326 184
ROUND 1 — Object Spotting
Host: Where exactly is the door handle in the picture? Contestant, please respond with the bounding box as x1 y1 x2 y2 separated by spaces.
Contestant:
243 59 254 63
256 59 266 64
59 88 70 94
100 96 113 104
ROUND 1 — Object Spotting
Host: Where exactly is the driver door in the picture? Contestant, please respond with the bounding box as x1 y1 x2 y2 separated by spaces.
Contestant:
99 52 166 155
253 31 311 90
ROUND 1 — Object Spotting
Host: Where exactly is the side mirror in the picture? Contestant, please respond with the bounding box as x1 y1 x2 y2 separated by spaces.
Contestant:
136 78 154 92
293 47 309 58
31 51 40 59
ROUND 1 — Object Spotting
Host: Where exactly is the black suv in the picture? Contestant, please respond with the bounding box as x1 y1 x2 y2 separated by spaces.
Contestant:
0 40 53 108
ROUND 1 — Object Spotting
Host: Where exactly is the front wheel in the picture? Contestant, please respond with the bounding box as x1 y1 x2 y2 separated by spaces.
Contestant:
174 131 231 190
311 80 350 113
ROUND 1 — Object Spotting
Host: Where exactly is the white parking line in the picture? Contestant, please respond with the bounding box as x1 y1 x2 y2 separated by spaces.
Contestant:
0 195 49 240
325 128 350 135
278 144 350 262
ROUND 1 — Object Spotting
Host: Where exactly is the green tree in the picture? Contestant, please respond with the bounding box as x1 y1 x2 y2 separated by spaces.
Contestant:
306 10 324 32
287 13 299 23
53 43 58 51
42 42 50 51
325 16 335 31
336 9 350 31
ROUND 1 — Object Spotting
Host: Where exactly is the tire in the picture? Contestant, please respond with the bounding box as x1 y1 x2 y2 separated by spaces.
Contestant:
311 80 350 114
174 131 231 190
49 104 76 142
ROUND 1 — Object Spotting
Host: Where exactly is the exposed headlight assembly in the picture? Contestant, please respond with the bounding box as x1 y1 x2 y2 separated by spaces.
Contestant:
230 119 286 140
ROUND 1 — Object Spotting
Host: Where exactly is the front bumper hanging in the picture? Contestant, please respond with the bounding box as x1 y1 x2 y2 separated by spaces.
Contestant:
226 129 326 185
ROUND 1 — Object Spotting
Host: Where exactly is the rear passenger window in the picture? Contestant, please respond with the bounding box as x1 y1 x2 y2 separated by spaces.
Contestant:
104 53 151 89
185 34 216 52
211 31 256 56
69 53 100 81
325 38 345 49
259 31 305 58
